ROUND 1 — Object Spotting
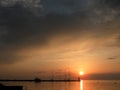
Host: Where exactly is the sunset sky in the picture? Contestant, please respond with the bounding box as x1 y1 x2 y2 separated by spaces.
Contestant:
0 0 120 79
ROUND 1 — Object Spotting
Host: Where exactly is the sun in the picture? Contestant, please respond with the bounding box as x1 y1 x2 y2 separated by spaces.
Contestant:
79 71 84 76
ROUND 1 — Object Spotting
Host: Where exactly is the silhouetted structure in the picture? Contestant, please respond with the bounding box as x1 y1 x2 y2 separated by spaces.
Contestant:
34 77 41 83
0 83 4 86
0 71 81 82
0 83 23 90
78 77 81 81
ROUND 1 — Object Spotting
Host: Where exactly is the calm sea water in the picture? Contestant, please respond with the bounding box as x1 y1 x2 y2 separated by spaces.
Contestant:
1 80 120 90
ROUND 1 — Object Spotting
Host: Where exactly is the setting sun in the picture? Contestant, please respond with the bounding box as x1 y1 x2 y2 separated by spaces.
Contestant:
79 71 84 76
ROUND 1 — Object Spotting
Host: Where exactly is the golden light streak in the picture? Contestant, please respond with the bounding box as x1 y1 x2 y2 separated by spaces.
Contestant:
80 80 83 90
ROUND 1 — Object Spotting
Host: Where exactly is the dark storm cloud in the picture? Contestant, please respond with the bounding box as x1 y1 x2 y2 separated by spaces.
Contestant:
0 0 120 64
41 0 97 14
0 1 88 49
99 0 120 8
0 2 87 63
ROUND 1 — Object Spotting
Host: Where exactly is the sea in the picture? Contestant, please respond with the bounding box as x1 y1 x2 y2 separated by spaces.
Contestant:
0 80 120 90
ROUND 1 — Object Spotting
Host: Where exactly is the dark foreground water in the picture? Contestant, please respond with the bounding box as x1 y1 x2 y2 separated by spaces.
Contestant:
1 80 120 90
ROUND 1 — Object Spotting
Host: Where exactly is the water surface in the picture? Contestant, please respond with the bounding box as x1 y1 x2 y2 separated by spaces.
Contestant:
1 80 120 90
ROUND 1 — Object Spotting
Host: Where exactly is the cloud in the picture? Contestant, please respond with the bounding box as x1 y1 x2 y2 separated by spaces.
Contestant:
0 54 24 64
0 2 86 64
99 0 120 8
0 2 89 49
41 0 97 14
105 34 120 47
108 57 116 60
0 0 120 64
0 0 41 7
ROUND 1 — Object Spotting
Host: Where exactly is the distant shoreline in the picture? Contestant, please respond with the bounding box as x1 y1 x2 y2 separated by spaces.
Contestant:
0 79 80 82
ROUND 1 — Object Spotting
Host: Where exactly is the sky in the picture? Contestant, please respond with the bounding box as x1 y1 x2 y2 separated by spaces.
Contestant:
0 0 120 80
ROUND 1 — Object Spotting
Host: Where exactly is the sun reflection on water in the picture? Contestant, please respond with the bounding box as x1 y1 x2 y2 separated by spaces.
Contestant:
80 80 83 90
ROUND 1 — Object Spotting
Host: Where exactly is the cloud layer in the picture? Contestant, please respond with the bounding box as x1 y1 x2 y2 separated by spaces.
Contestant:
0 0 120 64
